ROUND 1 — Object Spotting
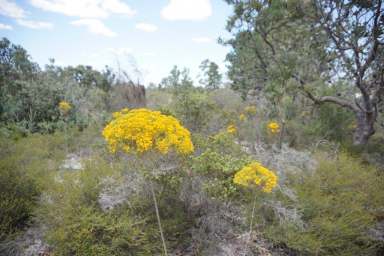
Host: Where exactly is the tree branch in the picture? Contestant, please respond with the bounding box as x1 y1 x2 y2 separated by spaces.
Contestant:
360 0 382 76
293 74 359 112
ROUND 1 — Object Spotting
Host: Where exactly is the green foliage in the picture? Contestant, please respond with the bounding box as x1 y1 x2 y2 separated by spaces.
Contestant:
191 132 250 199
223 0 383 145
159 65 194 93
192 149 247 175
40 157 193 255
47 206 154 256
263 153 384 255
39 157 154 255
1 10 384 255
172 89 216 132
0 38 117 133
0 133 65 241
199 59 222 90
0 157 39 240
304 104 355 142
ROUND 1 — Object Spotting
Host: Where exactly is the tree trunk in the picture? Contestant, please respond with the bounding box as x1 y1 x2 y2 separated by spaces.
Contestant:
353 111 375 145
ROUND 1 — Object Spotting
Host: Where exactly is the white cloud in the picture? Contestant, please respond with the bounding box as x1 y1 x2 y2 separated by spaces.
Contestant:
101 0 136 16
0 23 13 30
29 0 136 18
17 19 53 29
0 0 26 18
135 23 158 32
0 1 53 30
192 37 212 43
71 19 116 37
161 0 212 21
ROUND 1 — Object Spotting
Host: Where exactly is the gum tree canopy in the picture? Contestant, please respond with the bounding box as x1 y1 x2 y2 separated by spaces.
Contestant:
224 0 383 145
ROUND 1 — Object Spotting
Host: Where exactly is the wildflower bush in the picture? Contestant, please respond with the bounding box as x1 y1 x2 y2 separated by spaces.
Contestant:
267 122 280 134
226 124 237 134
103 108 193 155
58 101 71 115
233 162 278 193
103 107 194 255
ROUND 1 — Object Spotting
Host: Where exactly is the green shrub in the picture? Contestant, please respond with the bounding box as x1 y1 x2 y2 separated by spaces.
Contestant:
46 206 156 256
0 133 65 241
264 153 384 255
0 159 39 240
39 158 155 255
39 153 193 255
190 132 251 200
172 89 216 132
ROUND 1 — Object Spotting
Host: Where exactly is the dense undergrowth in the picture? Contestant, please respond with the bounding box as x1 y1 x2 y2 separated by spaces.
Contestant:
0 86 383 256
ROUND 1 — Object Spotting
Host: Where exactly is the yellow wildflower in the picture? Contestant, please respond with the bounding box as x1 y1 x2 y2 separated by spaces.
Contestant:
244 106 257 115
267 121 280 134
227 124 237 134
348 122 357 130
59 101 71 114
233 162 278 193
102 108 194 155
239 113 247 121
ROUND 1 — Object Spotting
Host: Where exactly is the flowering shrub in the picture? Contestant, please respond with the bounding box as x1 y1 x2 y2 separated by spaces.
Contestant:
226 124 237 134
267 121 280 134
58 101 71 115
233 162 278 192
103 108 194 155
239 113 247 121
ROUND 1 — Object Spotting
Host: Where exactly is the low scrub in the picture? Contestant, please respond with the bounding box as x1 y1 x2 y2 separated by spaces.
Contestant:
263 153 384 255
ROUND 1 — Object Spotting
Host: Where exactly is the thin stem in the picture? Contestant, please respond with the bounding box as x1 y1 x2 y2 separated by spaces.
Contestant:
249 192 257 241
278 120 285 149
150 181 168 256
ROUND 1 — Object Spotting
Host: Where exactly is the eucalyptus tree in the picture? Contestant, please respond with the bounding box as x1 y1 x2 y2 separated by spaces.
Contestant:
223 0 383 145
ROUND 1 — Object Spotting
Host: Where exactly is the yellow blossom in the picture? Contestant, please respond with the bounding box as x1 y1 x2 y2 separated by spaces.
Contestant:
239 113 247 121
227 124 237 134
102 108 194 155
348 122 357 130
267 121 280 134
59 101 71 114
244 106 257 115
233 162 278 193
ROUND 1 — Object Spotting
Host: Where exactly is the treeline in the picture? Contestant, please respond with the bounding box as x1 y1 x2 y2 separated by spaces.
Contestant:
0 38 145 134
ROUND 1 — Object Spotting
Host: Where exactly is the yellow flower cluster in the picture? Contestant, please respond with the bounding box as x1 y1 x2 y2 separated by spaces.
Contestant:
268 121 280 134
239 113 247 122
103 108 194 155
233 162 278 193
226 124 237 134
244 106 257 115
59 100 71 114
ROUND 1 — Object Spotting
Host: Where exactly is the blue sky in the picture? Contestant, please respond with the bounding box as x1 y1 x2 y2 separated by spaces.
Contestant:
0 0 233 85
